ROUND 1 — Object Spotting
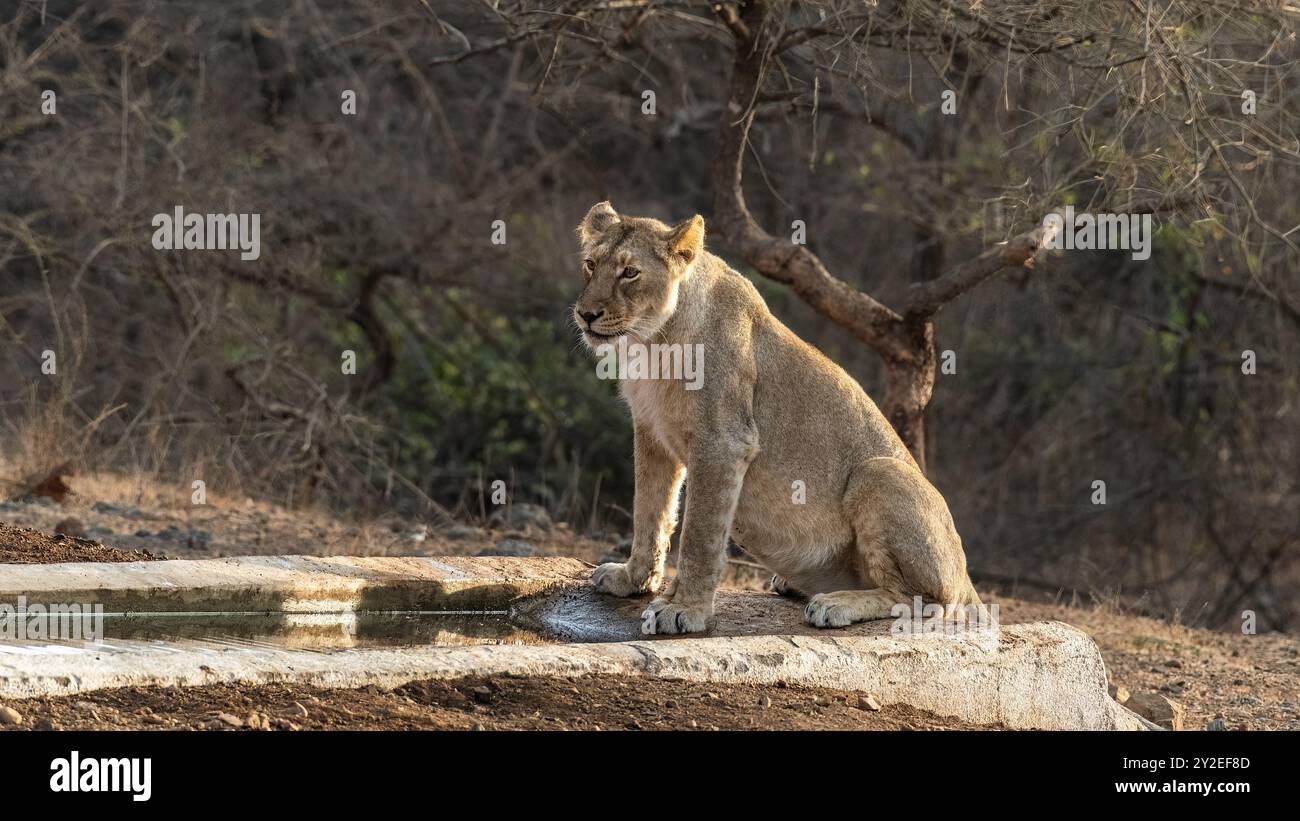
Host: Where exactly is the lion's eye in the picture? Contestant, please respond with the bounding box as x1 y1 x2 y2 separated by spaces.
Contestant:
582 259 595 277
620 266 640 280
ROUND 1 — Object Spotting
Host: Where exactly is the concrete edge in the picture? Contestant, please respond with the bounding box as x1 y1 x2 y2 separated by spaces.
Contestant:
0 555 589 612
0 621 1145 730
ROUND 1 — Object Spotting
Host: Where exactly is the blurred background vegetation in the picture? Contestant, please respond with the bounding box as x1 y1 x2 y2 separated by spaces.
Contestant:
1 0 1297 629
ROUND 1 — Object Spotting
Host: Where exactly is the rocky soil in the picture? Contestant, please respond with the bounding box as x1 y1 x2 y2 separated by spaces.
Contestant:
0 675 995 731
2 468 1297 731
995 596 1300 731
0 521 156 564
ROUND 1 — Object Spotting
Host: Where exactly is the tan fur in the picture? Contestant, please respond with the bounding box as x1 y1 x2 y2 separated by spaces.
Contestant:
575 202 980 634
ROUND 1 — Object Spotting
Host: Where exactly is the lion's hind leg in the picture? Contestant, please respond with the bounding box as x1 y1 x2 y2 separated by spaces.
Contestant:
802 456 976 630
767 574 807 599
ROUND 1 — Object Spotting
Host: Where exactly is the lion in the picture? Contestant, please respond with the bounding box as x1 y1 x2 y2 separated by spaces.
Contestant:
573 201 981 634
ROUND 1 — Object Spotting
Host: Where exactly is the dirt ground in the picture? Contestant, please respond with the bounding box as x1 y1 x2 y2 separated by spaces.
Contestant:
0 675 996 731
0 521 156 564
994 596 1300 731
0 468 617 563
2 467 1298 731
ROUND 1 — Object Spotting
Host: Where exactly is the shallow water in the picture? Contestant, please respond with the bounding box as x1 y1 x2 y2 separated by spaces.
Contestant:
0 610 552 651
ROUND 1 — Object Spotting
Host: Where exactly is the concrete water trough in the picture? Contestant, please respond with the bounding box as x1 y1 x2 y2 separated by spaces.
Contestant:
0 555 1151 730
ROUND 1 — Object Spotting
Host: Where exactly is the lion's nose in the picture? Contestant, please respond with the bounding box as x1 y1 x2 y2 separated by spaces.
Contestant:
579 310 604 326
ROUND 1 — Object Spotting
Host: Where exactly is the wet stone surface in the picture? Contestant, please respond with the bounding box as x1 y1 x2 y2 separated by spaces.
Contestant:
0 611 552 651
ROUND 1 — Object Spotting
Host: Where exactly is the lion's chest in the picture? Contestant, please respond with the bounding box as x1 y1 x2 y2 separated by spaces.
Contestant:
620 378 694 462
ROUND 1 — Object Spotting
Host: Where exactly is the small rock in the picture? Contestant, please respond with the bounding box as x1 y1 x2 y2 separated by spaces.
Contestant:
470 686 495 704
442 524 486 541
487 503 553 532
293 702 309 719
53 517 84 537
1126 691 1185 730
477 538 540 558
596 535 634 564
858 694 882 712
0 706 23 725
92 500 148 519
813 695 831 707
758 696 771 708
216 712 244 728
22 464 74 503
1108 683 1130 704
1207 717 1228 731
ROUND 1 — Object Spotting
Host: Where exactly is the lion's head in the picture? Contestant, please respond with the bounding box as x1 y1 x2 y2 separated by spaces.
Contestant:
572 201 704 347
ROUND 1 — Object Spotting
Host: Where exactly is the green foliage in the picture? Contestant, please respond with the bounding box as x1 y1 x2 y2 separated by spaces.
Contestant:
373 293 633 519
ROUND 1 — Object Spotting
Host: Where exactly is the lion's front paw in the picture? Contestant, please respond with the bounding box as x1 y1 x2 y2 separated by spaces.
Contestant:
591 562 642 597
640 600 711 635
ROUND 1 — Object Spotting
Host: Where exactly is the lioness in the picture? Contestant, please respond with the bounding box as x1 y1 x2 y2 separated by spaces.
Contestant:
574 202 980 634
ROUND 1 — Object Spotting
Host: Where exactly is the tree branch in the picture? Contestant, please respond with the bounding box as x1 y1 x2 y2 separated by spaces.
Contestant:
710 2 913 363
904 222 1058 318
1198 272 1300 329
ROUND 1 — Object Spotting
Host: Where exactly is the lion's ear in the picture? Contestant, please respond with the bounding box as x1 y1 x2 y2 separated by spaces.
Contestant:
667 214 704 265
578 201 619 244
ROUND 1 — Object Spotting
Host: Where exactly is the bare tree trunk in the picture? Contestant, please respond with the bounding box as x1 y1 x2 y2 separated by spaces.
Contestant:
881 321 935 470
709 0 1052 473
